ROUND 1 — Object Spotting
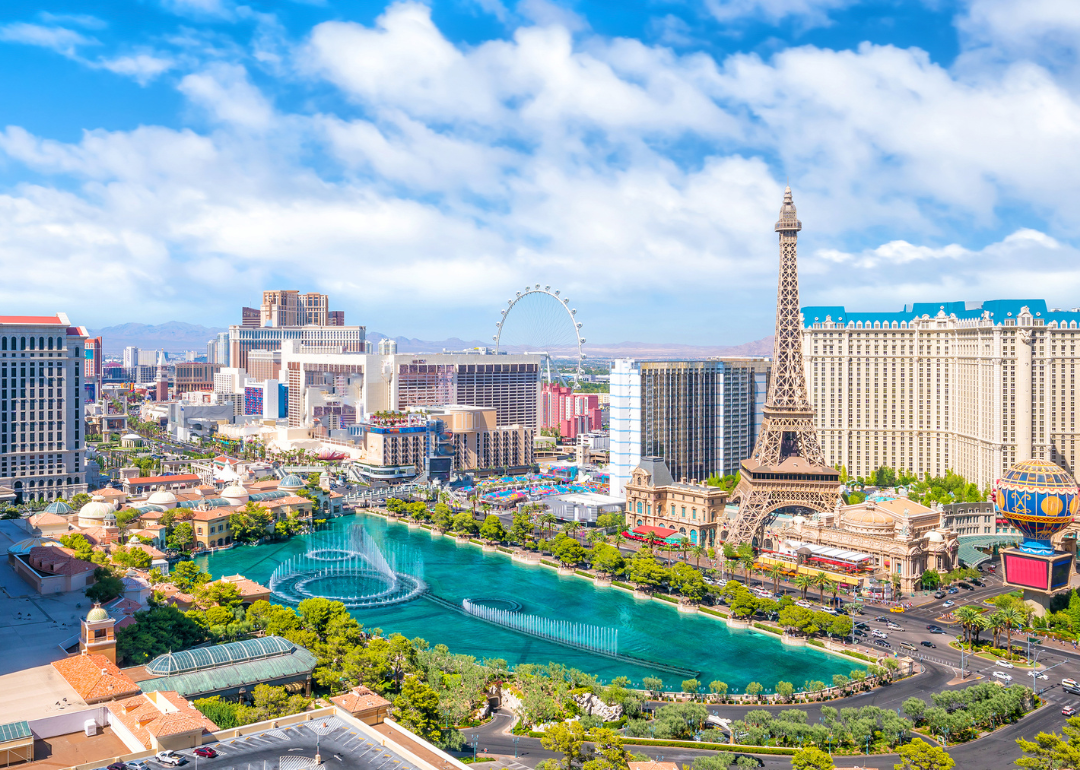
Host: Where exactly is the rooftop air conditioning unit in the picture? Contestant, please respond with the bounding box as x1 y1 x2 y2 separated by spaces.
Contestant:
84 720 99 736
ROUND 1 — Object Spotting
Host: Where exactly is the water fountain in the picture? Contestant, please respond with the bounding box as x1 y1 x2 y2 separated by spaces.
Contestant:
463 598 618 656
269 524 427 608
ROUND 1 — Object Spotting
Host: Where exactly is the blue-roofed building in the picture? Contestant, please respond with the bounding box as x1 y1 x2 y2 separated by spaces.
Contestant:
801 300 1080 492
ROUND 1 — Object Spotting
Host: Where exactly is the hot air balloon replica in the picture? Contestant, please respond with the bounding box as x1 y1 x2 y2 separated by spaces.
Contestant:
994 458 1079 615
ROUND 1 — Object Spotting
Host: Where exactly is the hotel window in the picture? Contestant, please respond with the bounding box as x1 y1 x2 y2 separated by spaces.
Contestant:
637 502 643 514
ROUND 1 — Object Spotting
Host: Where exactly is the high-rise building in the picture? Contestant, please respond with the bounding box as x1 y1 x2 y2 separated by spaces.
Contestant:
378 338 398 355
247 350 281 381
84 336 102 402
279 347 541 431
123 346 139 369
609 357 770 498
540 384 601 439
228 290 363 370
802 299 1080 490
0 314 90 502
174 362 222 395
241 306 260 327
155 351 169 401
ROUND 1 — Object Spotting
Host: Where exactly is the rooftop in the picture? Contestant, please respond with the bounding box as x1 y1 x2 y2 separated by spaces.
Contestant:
145 636 296 676
51 654 141 703
106 691 218 747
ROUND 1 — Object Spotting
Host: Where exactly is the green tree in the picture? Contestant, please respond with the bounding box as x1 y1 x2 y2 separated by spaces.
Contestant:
230 501 273 544
541 720 587 770
553 537 587 567
509 511 534 544
628 547 668 591
708 680 728 700
111 546 152 570
681 678 701 698
452 512 479 536
653 703 708 739
392 676 442 742
920 570 941 590
480 515 507 543
1015 716 1080 768
172 561 211 592
794 573 814 600
775 681 794 700
169 521 195 552
582 727 632 770
196 580 243 608
590 543 626 578
902 697 927 721
642 676 663 698
894 738 954 770
71 492 92 507
745 682 763 698
431 503 453 531
59 533 94 561
669 562 708 603
792 747 835 770
86 567 124 602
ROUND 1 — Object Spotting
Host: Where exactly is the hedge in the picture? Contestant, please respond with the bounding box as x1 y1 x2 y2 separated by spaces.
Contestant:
655 594 678 604
700 607 730 619
612 581 634 590
497 546 514 553
525 734 795 755
541 559 559 567
576 570 596 579
753 623 782 635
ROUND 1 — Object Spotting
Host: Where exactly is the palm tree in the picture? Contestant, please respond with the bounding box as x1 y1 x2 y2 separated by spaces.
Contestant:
795 573 813 600
829 580 841 607
953 605 982 646
539 513 557 538
691 545 706 568
740 554 755 586
767 563 784 595
990 611 1008 649
612 531 625 551
815 572 832 605
679 537 692 562
999 607 1026 658
972 614 991 646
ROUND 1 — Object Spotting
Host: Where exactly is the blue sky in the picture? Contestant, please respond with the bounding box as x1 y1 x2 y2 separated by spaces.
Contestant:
0 0 1078 346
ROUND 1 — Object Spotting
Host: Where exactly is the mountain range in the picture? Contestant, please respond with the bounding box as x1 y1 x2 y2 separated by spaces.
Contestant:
91 322 772 360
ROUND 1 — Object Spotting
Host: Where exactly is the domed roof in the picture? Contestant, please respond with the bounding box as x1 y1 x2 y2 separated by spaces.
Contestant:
842 505 895 534
926 530 945 543
79 496 115 520
9 536 62 556
995 458 1078 552
44 500 73 515
121 433 141 441
278 474 305 490
146 490 178 508
86 603 109 622
221 483 249 502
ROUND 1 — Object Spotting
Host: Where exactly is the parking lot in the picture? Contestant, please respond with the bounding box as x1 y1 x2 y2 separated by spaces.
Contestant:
135 718 432 770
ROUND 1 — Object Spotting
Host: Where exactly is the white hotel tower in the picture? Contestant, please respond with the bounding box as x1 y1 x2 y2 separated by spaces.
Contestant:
802 299 1080 490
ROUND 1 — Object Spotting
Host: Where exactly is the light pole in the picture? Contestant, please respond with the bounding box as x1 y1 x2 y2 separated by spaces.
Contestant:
1030 653 1065 697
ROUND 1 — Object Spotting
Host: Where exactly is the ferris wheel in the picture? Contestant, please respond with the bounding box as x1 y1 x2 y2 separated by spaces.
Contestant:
493 285 586 384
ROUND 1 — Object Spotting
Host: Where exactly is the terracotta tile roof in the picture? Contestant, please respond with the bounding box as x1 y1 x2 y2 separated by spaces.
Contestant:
126 474 201 485
219 574 270 598
629 762 679 770
330 686 391 713
106 691 218 748
155 584 195 608
52 654 142 702
79 527 120 546
0 315 63 324
27 546 97 576
261 496 312 508
192 506 237 521
134 510 164 521
116 616 137 630
107 597 144 613
98 489 127 498
127 541 166 559
29 512 69 528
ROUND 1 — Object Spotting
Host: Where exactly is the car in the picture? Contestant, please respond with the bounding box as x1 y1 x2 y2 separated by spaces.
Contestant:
854 630 868 637
872 630 888 639
997 660 1015 669
887 622 902 630
927 624 943 632
126 762 149 770
856 622 870 629
1037 673 1049 680
961 584 975 591
1065 706 1078 716
993 671 1013 682
947 587 959 594
890 606 905 613
934 591 946 599
107 764 127 770
942 600 955 608
874 639 892 648
875 616 889 623
973 580 985 587
156 753 187 767
930 628 945 634
193 748 217 759
795 600 814 609
921 640 936 648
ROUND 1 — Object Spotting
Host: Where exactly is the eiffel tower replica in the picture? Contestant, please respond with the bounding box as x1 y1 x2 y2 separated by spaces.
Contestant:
728 186 841 546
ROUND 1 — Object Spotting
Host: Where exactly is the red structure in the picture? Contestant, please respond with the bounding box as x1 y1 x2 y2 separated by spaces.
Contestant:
540 384 601 439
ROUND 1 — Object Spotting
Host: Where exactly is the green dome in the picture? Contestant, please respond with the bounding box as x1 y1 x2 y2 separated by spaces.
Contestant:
86 604 109 622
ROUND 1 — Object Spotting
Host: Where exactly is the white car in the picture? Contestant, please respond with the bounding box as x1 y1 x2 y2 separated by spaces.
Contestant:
155 753 185 767
942 600 955 608
872 630 888 639
795 600 813 609
1036 673 1049 680
127 762 150 770
997 660 1015 669
993 671 1013 682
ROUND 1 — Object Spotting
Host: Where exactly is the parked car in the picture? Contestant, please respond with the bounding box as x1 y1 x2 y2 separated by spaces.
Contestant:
993 671 1013 682
942 600 955 608
854 630 868 637
193 748 217 759
1063 706 1077 717
856 622 870 629
156 753 186 767
107 764 127 770
126 762 149 770
972 580 985 587
934 591 946 599
921 640 936 648
874 639 892 648
997 660 1015 669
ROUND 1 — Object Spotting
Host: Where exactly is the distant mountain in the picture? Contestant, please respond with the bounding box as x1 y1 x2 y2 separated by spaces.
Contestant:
90 322 228 354
367 332 773 359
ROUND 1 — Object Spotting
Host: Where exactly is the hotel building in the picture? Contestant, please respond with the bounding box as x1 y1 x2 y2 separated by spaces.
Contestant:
802 299 1080 489
0 314 90 502
610 358 770 497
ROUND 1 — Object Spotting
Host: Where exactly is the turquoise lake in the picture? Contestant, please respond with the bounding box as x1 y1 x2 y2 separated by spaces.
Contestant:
194 514 860 690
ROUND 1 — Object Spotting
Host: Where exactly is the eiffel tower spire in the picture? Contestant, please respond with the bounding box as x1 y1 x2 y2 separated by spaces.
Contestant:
727 186 840 546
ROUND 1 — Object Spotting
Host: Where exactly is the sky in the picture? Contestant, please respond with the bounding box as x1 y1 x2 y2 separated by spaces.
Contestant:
1 0 1079 347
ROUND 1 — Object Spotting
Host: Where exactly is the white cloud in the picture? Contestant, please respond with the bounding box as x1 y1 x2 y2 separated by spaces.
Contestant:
0 22 97 56
97 53 175 85
37 12 107 30
956 0 1080 77
704 0 855 26
178 64 275 130
160 0 235 20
